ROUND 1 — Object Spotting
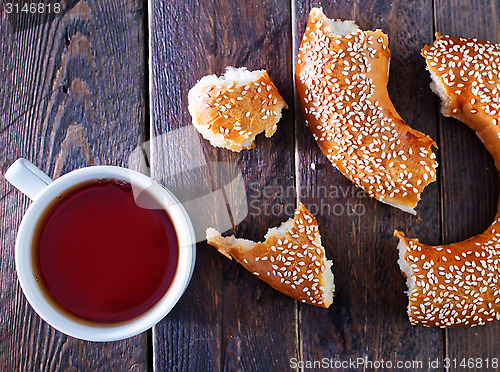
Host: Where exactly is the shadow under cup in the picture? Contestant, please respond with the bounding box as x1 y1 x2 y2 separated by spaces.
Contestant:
15 167 195 341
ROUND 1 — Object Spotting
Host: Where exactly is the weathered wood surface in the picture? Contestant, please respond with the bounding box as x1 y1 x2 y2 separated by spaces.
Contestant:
1 0 499 370
148 0 297 370
434 0 500 370
292 1 443 370
0 0 149 371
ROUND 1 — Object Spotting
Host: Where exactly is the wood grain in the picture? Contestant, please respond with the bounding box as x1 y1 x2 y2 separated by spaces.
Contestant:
149 0 298 370
0 0 148 370
292 0 443 369
0 0 498 369
148 1 223 370
208 1 297 370
433 0 500 369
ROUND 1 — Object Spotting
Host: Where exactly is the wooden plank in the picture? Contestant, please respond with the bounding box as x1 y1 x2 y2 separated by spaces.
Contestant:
148 2 223 370
149 0 298 370
292 1 443 368
433 0 500 369
0 0 148 370
208 2 298 370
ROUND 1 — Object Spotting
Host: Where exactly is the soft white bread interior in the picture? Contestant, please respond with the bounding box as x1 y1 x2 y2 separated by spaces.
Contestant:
396 235 416 317
321 17 359 36
188 67 287 152
295 8 438 214
427 69 452 116
206 203 334 308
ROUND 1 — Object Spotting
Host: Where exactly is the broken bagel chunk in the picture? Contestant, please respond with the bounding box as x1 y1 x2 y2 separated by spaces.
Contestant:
188 66 287 152
422 34 500 166
295 8 438 214
206 203 334 308
395 230 500 327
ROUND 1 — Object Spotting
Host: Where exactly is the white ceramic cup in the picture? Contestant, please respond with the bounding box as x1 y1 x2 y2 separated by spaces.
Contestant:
5 158 196 341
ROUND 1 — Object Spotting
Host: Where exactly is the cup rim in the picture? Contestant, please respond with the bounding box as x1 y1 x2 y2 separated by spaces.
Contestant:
15 166 196 341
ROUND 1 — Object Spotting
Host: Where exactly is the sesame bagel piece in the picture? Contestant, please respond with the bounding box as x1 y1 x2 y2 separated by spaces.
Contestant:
188 67 287 152
295 8 438 214
422 34 500 166
394 35 500 327
395 229 500 327
206 203 334 308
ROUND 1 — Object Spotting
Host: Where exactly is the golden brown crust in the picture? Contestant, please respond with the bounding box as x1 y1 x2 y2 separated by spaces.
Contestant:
206 203 334 308
394 35 500 327
295 8 438 213
395 229 500 327
188 68 287 152
422 33 500 166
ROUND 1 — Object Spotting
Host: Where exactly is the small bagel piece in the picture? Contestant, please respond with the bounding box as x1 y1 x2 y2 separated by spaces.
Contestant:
206 203 334 308
295 8 438 214
188 67 287 152
395 35 500 327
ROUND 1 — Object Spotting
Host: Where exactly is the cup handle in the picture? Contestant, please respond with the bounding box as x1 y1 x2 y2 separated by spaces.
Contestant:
5 159 53 201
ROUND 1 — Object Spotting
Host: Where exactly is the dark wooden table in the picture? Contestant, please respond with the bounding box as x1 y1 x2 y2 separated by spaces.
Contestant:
1 0 499 370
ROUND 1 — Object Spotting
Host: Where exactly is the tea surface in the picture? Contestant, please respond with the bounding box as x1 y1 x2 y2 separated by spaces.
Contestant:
34 179 178 323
